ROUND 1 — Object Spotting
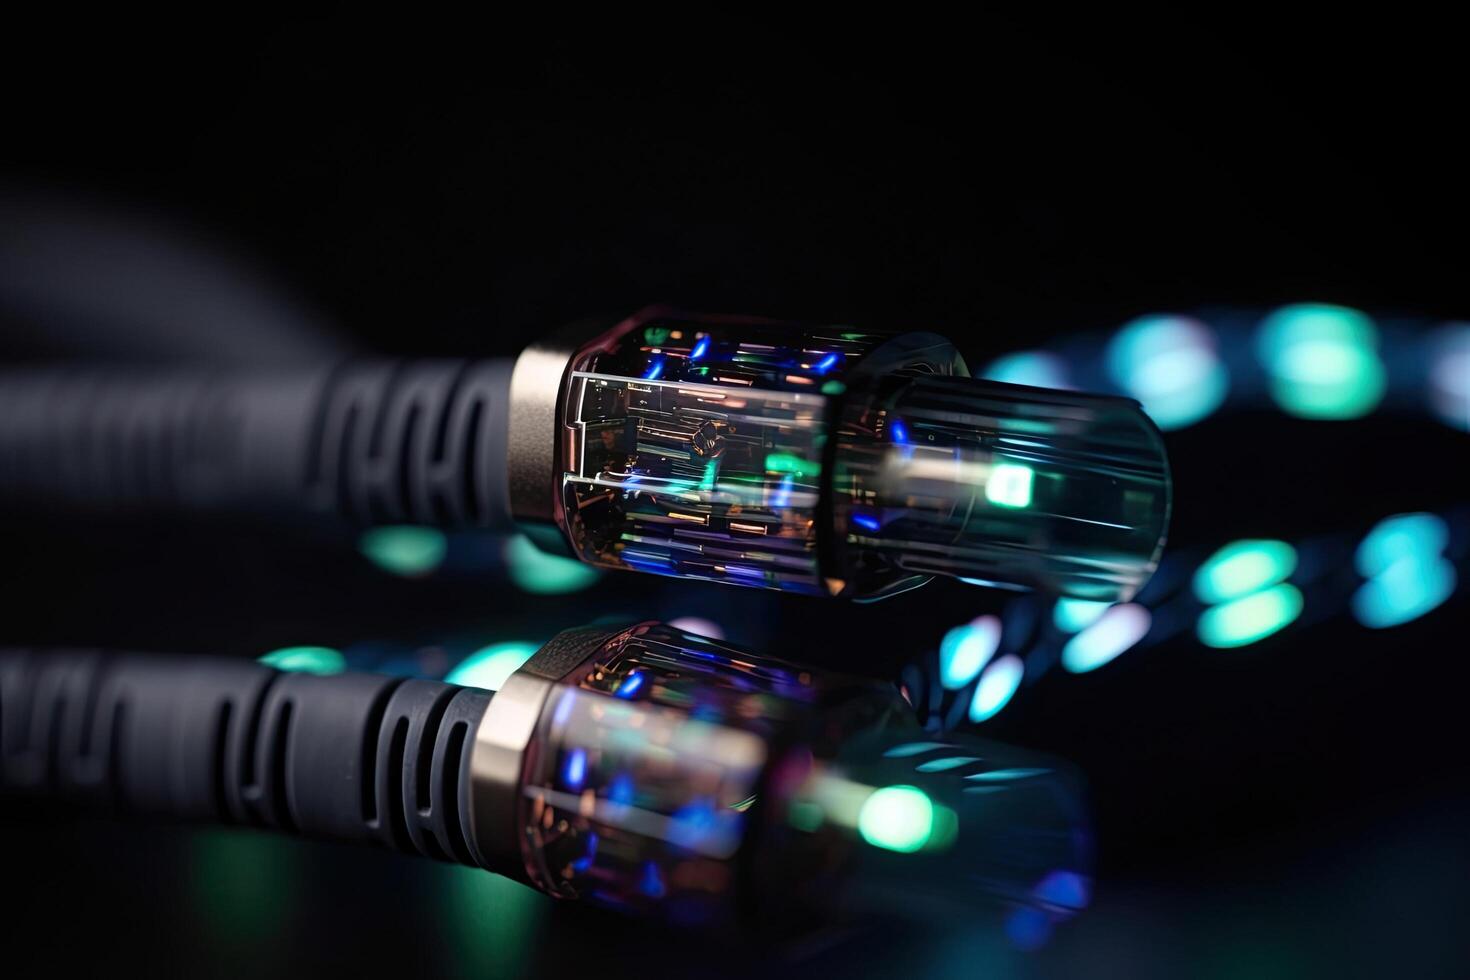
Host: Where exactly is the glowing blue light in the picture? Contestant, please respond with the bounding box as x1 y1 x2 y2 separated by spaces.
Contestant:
1033 870 1090 910
883 742 956 758
571 831 598 872
644 359 664 381
852 514 882 532
1053 598 1111 633
771 474 794 509
1256 304 1385 419
1353 556 1456 629
1061 603 1150 673
1355 513 1450 579
1107 315 1229 430
965 767 1049 782
914 756 980 773
615 671 646 699
1429 324 1470 430
938 615 1002 690
639 862 666 898
969 654 1024 723
982 351 1070 390
608 774 634 806
562 747 587 791
813 352 840 374
690 336 710 361
889 419 910 444
445 641 538 691
1005 907 1053 951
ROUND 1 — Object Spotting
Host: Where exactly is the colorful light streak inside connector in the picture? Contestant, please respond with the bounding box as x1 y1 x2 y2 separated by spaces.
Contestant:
985 463 1034 508
889 418 910 444
764 453 821 477
644 359 664 381
562 747 587 791
690 336 710 360
852 513 882 532
813 352 840 374
615 671 646 699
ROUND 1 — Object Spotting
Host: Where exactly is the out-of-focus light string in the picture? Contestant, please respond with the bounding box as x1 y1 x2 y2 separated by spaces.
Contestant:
910 303 1468 732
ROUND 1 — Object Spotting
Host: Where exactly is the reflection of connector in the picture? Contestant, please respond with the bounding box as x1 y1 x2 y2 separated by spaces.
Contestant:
1 622 1090 936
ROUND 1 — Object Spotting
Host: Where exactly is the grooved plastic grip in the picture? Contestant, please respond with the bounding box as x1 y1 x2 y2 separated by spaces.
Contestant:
0 650 492 867
0 359 516 529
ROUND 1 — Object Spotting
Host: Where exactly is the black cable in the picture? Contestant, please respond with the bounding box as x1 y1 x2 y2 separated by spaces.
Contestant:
0 359 515 528
0 649 491 867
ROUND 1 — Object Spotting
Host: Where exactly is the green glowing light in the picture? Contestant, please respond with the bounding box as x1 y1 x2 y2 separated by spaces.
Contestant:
1193 539 1298 604
191 830 293 949
1353 556 1456 629
857 785 935 853
985 463 1034 508
445 862 547 976
1197 584 1304 648
1355 513 1450 578
1053 598 1112 633
1257 304 1385 419
764 453 821 477
358 525 447 577
445 641 539 691
788 800 825 832
504 535 600 595
820 380 847 395
698 458 718 491
258 646 345 675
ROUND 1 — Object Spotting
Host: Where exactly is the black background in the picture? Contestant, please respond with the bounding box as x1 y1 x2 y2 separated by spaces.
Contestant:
2 17 1468 979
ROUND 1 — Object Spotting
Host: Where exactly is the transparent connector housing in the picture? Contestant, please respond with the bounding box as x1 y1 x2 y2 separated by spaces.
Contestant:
557 310 1169 601
513 622 1090 934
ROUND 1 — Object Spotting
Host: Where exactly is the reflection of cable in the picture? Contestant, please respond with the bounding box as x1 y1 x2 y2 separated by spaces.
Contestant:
912 305 1467 730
